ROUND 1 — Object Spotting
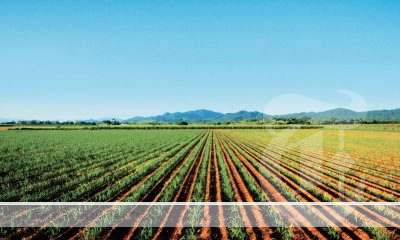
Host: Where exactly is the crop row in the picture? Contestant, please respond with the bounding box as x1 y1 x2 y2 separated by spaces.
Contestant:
0 129 398 240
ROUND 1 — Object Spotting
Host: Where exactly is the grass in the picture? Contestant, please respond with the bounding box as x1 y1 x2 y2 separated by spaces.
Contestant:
0 126 399 239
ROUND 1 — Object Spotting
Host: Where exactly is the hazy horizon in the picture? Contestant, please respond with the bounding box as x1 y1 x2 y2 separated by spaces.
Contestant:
1 1 399 120
2 106 400 122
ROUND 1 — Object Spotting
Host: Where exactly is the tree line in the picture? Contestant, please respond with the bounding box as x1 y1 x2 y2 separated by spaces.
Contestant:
2 117 399 126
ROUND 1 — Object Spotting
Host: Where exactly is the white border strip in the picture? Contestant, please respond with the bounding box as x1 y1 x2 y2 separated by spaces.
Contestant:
1 202 400 206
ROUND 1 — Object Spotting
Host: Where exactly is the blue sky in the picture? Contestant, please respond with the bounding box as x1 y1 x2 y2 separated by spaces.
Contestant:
1 1 399 120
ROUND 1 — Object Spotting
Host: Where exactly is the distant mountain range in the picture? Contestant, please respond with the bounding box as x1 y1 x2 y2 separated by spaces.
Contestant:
124 109 265 123
123 108 400 123
278 108 400 122
1 108 400 123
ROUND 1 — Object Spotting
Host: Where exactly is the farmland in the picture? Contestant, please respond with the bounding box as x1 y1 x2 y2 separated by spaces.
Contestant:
0 127 399 239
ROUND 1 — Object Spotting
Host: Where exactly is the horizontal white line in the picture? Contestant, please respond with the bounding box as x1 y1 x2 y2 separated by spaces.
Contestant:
1 202 399 206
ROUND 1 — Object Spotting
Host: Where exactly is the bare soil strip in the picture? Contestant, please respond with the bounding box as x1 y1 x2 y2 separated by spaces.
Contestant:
151 133 208 240
198 134 213 239
211 133 229 240
216 134 273 240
